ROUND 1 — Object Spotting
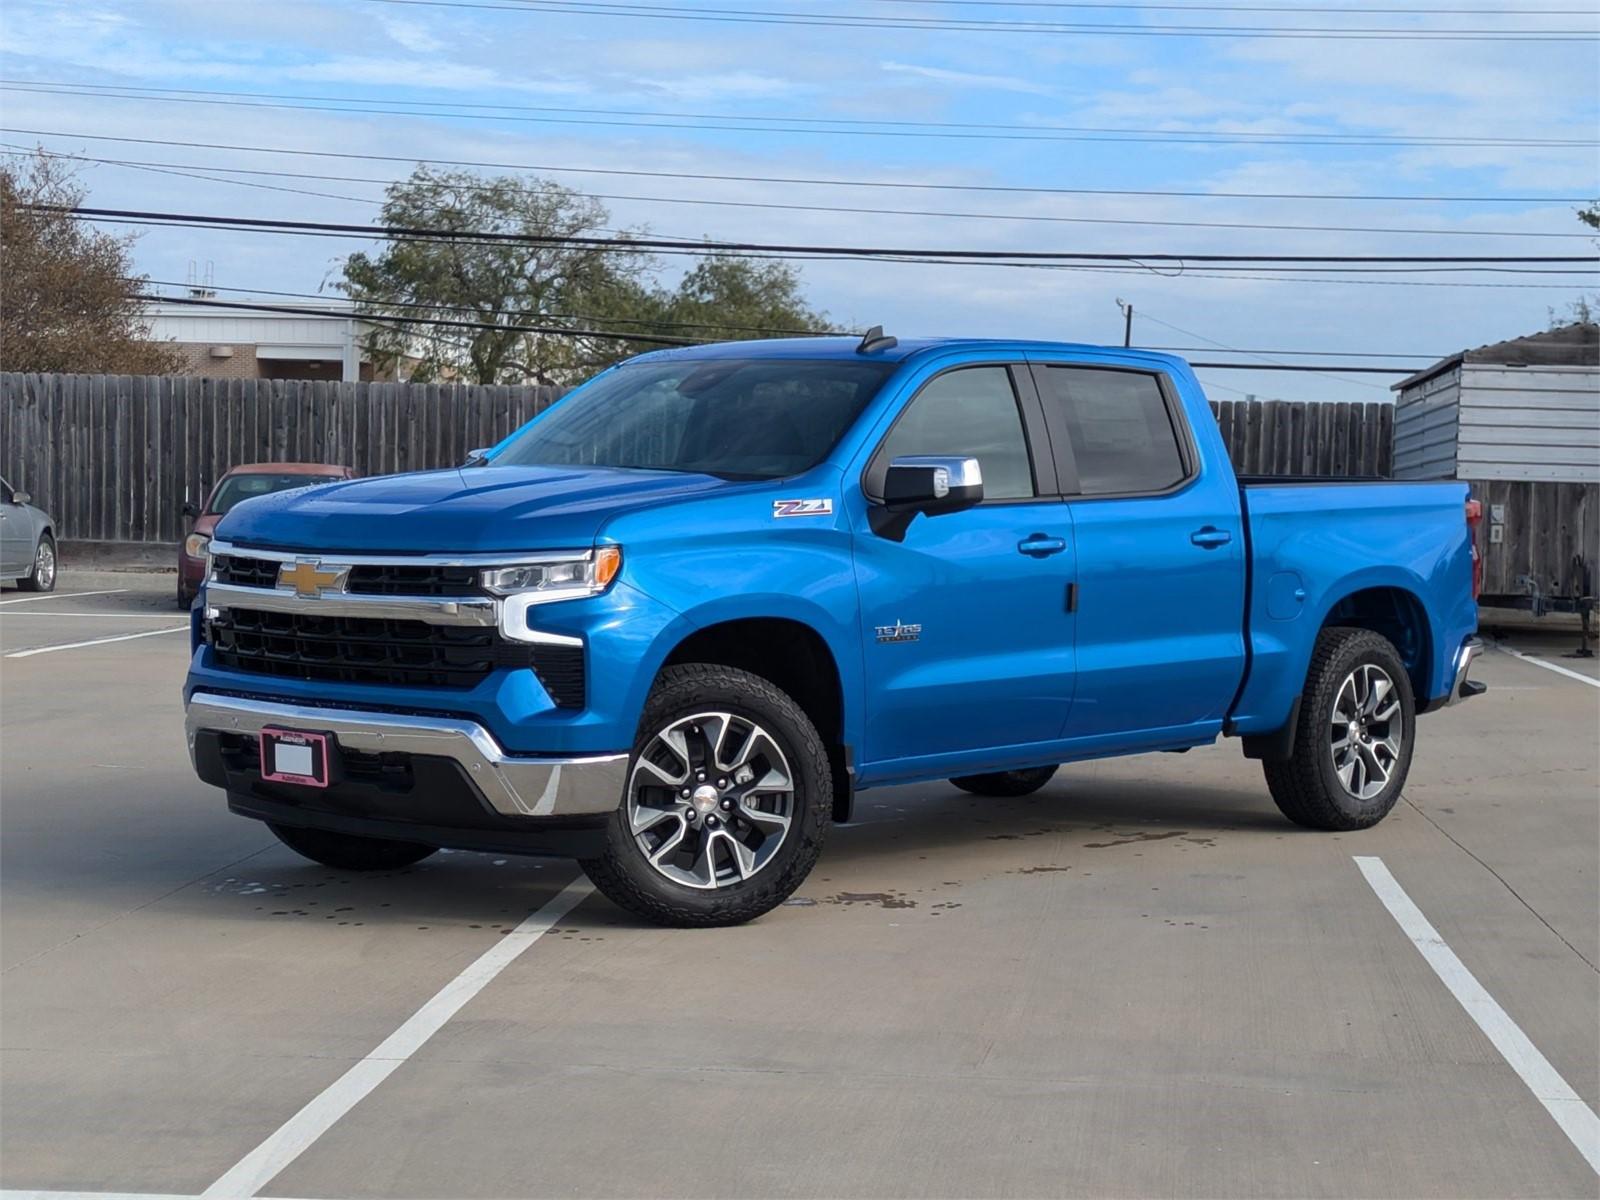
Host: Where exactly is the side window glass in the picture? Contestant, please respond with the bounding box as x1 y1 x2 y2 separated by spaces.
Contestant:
879 367 1035 500
1039 367 1186 495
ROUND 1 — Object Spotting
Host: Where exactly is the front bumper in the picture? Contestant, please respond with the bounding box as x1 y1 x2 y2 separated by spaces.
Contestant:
185 692 627 818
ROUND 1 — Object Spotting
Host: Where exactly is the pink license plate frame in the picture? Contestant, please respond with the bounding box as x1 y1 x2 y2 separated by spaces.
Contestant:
259 727 332 788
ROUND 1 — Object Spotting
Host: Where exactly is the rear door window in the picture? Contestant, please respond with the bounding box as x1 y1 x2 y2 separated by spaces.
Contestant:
1037 367 1188 496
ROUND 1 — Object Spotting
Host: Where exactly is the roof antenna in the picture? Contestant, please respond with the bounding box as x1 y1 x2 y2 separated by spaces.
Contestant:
856 325 897 354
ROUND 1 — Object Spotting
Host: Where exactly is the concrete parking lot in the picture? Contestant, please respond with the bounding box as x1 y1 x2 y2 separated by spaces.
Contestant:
2 572 1596 1199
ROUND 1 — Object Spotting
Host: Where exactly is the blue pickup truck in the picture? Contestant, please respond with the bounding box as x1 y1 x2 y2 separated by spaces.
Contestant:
184 333 1484 925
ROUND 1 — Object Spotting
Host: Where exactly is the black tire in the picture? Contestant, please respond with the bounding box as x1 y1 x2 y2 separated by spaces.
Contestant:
17 534 56 592
949 766 1058 797
1263 626 1416 831
579 664 831 927
268 822 437 870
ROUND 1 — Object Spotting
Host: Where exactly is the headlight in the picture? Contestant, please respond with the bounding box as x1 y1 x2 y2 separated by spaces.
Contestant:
184 532 211 560
480 546 621 603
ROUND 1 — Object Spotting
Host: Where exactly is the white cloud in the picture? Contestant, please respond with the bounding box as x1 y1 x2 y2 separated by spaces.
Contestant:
380 17 444 55
879 60 1056 97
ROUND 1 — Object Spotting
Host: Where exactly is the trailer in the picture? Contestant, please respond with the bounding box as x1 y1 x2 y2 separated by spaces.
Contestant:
1392 322 1598 642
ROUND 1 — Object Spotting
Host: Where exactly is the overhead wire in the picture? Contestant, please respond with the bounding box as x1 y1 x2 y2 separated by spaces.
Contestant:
342 0 1600 40
55 205 1600 266
5 129 1585 205
138 292 1428 372
6 82 1592 150
11 144 1588 241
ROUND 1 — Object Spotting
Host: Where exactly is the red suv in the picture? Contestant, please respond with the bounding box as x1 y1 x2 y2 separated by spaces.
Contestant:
178 463 356 608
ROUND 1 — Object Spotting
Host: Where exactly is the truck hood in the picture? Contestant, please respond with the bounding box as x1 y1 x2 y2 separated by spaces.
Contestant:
213 465 734 553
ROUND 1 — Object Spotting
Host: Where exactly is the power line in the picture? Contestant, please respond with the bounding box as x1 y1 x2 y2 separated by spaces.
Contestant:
1135 308 1389 389
860 1 1598 13
140 292 1424 371
142 293 699 345
8 128 1585 205
97 213 1598 288
348 0 1600 39
61 205 1600 265
8 82 1591 150
140 278 1459 354
15 144 1589 240
142 280 836 338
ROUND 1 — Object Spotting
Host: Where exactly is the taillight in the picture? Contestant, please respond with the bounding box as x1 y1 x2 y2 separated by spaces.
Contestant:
1465 498 1483 600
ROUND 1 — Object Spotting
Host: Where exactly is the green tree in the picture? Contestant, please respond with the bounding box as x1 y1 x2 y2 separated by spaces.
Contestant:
342 167 649 385
585 254 838 366
0 151 182 375
342 168 836 383
1579 203 1599 231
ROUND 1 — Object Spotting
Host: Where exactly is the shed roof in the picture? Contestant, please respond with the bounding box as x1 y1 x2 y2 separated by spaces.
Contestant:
1392 321 1599 392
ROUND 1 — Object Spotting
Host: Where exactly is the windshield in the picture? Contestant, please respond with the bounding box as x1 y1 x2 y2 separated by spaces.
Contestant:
208 473 342 515
493 358 897 480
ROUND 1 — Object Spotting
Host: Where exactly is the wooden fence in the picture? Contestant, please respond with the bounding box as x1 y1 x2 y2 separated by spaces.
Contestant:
1 374 1392 544
1209 398 1392 478
1 374 563 543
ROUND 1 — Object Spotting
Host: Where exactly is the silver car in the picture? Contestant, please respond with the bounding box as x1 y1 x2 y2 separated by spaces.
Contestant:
0 478 57 592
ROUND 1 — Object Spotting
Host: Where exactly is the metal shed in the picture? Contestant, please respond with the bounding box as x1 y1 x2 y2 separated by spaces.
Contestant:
1392 322 1598 618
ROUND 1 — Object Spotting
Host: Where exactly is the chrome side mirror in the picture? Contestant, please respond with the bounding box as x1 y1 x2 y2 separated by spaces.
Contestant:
882 456 983 515
11 490 30 505
464 447 492 467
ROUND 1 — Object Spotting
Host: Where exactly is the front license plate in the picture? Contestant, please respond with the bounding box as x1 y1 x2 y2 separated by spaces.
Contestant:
260 727 332 788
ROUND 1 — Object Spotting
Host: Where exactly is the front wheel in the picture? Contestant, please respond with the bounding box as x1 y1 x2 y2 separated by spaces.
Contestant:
579 664 831 927
268 822 437 870
17 535 55 592
949 766 1057 797
1263 626 1416 831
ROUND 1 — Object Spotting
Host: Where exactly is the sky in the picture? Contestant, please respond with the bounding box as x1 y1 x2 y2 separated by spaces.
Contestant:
1 0 1596 402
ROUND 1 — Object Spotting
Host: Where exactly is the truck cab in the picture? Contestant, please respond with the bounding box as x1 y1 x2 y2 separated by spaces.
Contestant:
184 335 1483 925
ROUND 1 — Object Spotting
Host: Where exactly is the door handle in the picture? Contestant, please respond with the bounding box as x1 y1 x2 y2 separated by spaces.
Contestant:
1190 526 1233 549
1018 534 1067 557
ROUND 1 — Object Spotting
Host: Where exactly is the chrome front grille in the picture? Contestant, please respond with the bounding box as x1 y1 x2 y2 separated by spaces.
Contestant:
202 542 587 706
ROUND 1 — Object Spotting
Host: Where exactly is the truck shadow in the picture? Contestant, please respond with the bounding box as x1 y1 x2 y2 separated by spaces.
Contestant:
823 774 1295 871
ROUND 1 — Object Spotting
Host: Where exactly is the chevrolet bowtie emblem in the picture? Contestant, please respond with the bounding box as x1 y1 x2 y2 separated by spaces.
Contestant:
278 559 346 598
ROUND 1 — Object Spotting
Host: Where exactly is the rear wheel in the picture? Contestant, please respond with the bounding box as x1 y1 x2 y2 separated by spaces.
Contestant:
1263 626 1415 831
949 766 1057 797
580 664 830 927
17 535 55 592
268 822 437 870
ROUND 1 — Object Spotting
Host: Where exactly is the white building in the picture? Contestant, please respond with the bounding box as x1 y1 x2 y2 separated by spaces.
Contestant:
142 294 384 383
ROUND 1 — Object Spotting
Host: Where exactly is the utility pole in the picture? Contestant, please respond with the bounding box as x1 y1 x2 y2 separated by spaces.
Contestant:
1115 298 1133 347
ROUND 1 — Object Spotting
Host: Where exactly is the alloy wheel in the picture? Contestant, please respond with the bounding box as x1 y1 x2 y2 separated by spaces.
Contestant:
34 541 55 590
1329 663 1402 801
627 710 795 889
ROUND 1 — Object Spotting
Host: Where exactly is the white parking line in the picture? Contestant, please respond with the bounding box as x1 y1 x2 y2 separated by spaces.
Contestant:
0 589 129 606
4 626 190 658
0 1194 318 1200
199 876 593 1198
1490 642 1600 689
1 1194 318 1200
1355 856 1600 1176
1 611 191 619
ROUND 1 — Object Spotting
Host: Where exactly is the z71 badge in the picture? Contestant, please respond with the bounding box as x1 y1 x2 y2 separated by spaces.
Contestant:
773 498 833 518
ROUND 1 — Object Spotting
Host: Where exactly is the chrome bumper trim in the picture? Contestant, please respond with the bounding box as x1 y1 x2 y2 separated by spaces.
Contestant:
206 581 499 627
185 693 627 818
1446 636 1485 706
